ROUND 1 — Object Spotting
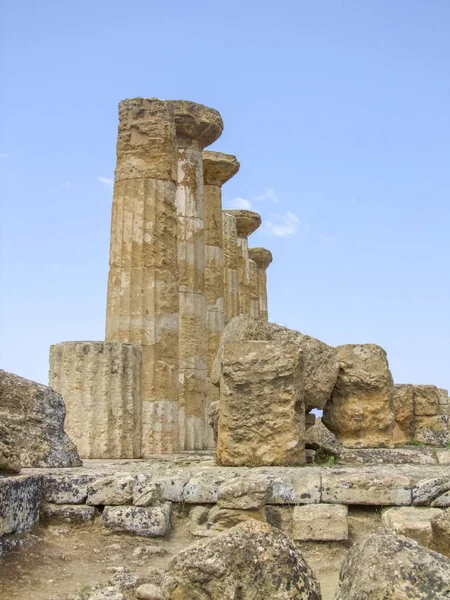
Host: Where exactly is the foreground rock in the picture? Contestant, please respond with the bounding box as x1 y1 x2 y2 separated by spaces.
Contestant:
381 506 442 547
0 423 21 473
102 504 171 537
335 529 450 599
0 369 81 467
323 344 395 448
431 508 450 557
305 420 342 458
163 520 322 599
217 340 305 466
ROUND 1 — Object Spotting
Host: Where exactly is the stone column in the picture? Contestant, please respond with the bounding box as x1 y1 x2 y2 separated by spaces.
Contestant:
248 247 273 321
203 151 240 375
248 260 260 318
222 212 239 324
167 101 223 451
49 342 142 459
105 97 179 456
223 210 261 316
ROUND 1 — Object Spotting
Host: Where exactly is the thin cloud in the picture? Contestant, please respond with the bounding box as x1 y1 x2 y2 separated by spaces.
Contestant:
226 197 253 210
0 153 11 159
263 211 301 237
98 176 113 188
64 181 72 189
253 188 280 204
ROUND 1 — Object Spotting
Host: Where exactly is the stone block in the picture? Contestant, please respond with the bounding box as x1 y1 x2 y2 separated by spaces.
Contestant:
207 506 266 532
86 475 134 506
322 469 411 505
265 505 293 536
133 475 163 507
412 477 450 506
40 503 97 525
292 504 348 541
392 384 415 444
217 340 305 466
414 415 449 446
382 506 442 547
413 385 440 416
43 473 101 504
267 470 321 504
217 476 269 509
0 475 42 535
431 509 450 557
102 504 171 537
323 344 395 448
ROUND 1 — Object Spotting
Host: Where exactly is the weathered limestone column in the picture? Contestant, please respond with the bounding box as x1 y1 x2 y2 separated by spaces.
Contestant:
223 210 261 316
105 98 179 456
248 247 273 321
248 260 260 318
49 342 141 459
168 101 223 451
203 151 240 375
222 212 239 324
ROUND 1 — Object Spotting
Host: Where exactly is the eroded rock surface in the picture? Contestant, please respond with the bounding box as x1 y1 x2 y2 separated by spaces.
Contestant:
335 529 450 599
163 520 322 599
0 370 81 468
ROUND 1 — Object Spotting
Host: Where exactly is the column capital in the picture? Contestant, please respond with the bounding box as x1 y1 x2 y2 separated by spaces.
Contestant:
203 151 240 187
167 100 223 148
223 209 261 237
248 247 273 270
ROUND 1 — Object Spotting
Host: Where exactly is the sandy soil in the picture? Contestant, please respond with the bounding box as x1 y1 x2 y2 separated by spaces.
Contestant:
0 507 381 600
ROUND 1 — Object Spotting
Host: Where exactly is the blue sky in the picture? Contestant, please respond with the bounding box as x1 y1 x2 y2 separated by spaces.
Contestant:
1 1 449 391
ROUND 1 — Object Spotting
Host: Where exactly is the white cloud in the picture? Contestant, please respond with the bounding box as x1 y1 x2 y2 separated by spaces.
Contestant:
0 153 11 159
263 211 301 237
64 181 72 188
98 176 113 188
226 197 253 210
253 188 280 204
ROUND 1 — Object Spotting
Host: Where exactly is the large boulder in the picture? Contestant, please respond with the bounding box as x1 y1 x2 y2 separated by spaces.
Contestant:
216 340 305 466
305 420 342 457
163 520 322 599
431 508 450 558
335 529 450 599
212 315 339 410
0 370 81 467
323 344 395 448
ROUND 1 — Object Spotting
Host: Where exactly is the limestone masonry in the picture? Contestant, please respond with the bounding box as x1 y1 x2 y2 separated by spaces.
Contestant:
43 96 449 463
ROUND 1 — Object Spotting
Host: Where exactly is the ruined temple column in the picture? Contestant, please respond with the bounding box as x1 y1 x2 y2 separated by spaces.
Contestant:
223 210 261 316
222 212 239 324
105 98 179 456
203 151 240 375
168 101 223 451
248 260 260 318
248 247 273 321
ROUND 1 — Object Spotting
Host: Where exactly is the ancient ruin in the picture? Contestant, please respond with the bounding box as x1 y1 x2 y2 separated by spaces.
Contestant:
2 97 450 600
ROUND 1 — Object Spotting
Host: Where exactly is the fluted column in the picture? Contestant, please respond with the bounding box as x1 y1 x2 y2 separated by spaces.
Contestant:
223 210 261 316
248 260 260 318
105 97 179 456
203 151 240 375
49 342 142 459
168 101 223 451
222 212 239 324
248 247 273 321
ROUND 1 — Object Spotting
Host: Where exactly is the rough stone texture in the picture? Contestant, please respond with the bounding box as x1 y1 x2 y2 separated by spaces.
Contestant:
438 388 450 416
0 369 81 467
247 260 260 318
102 504 171 537
133 475 163 507
40 503 97 525
203 151 239 449
207 506 266 531
0 423 21 473
381 506 442 547
163 521 322 599
335 529 450 600
88 588 124 600
0 475 42 535
169 102 223 452
432 491 450 508
49 342 142 459
86 475 134 506
136 584 163 600
431 508 450 557
248 247 272 321
207 400 219 443
415 415 450 446
305 421 342 457
338 447 436 466
292 504 348 541
217 476 269 509
222 212 240 324
392 384 415 444
414 384 440 416
217 340 305 466
322 469 411 505
105 97 180 456
223 210 261 317
412 477 450 506
323 344 395 448
43 473 101 504
212 315 338 411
